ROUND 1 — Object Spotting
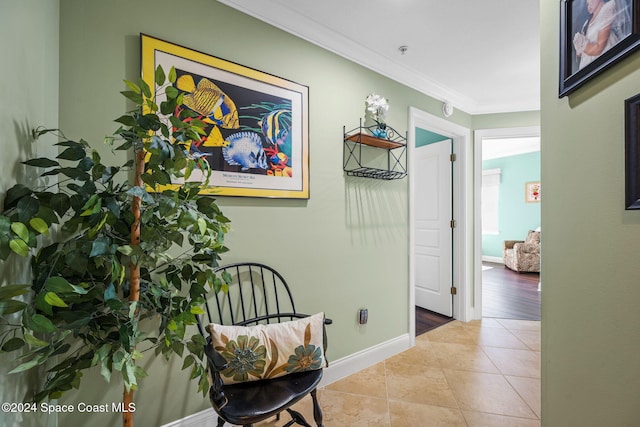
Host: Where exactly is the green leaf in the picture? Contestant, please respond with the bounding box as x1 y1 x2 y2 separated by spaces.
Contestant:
59 167 90 181
8 357 44 374
44 292 68 308
29 217 49 235
100 358 112 383
29 314 57 333
22 158 60 168
23 333 49 347
124 79 141 94
0 299 27 315
182 354 196 370
10 222 29 242
17 196 39 223
9 239 29 257
36 205 59 226
50 193 71 216
0 284 31 300
4 184 32 209
44 276 73 293
190 306 205 315
197 217 207 236
114 115 136 127
88 212 108 239
121 90 143 104
57 145 86 161
168 66 177 83
140 79 152 99
80 194 102 216
44 277 87 295
2 337 25 352
165 86 179 99
155 65 166 86
117 245 133 256
77 156 94 172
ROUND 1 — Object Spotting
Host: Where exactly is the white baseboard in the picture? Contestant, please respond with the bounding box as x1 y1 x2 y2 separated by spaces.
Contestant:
320 333 411 387
482 255 503 264
161 409 217 427
161 333 412 427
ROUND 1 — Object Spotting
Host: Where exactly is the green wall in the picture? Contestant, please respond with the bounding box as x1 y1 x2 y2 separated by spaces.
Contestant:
0 1 544 426
482 151 541 258
541 0 640 425
0 1 59 427
53 0 465 425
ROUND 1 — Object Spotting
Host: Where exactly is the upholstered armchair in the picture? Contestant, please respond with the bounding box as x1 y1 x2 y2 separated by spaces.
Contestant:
503 230 540 273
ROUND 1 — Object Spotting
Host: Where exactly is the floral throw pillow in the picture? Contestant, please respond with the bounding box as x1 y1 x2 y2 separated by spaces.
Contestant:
207 312 326 384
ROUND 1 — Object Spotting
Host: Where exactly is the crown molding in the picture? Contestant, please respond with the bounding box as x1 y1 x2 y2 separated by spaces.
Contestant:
217 0 539 115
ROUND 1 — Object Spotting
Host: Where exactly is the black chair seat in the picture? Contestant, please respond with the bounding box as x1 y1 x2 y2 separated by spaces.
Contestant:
214 370 323 425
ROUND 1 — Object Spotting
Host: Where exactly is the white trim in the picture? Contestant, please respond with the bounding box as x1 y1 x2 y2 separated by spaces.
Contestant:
473 126 541 319
161 334 411 427
161 409 216 427
408 106 474 336
320 333 411 387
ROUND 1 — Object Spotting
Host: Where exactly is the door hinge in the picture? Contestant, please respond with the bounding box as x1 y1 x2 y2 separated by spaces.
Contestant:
451 286 457 295
450 220 456 228
450 153 456 162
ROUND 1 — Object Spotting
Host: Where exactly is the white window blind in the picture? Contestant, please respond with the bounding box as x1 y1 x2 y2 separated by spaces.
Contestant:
482 168 501 235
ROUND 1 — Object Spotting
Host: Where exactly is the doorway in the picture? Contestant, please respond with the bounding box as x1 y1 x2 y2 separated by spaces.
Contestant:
474 127 541 320
408 107 473 345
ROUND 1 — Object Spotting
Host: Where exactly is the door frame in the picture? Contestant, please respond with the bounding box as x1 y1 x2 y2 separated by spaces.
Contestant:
408 107 473 346
473 126 541 315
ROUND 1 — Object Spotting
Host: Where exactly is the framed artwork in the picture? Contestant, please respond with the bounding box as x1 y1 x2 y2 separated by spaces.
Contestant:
526 182 541 203
141 34 309 199
559 0 639 97
625 93 640 209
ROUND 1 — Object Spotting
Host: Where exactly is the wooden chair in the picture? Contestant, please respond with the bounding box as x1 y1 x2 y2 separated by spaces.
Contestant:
197 262 331 427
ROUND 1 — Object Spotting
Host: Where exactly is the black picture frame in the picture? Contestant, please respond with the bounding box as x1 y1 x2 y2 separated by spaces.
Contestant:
559 0 640 97
625 93 640 209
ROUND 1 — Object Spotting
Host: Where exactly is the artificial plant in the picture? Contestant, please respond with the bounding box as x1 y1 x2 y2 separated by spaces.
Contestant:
0 65 231 427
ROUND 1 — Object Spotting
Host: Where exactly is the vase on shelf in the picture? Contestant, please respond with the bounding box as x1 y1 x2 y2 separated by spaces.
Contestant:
369 121 387 139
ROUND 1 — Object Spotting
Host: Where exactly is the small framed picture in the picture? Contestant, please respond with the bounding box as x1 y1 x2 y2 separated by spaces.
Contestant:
526 182 541 203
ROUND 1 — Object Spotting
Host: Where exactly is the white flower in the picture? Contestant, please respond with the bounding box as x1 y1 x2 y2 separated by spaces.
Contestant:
365 93 389 123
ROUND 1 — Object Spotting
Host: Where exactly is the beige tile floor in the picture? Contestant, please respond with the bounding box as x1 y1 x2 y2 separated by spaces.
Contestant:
256 318 540 427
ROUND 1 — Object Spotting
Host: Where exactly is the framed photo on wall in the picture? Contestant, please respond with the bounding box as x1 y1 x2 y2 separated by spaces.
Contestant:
526 182 541 203
625 93 640 209
141 34 309 199
559 0 640 97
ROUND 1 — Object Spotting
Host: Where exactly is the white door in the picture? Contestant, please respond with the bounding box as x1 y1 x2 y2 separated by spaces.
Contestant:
414 140 453 316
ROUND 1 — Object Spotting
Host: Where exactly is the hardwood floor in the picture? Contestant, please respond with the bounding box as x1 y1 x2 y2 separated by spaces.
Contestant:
482 261 540 320
415 307 453 335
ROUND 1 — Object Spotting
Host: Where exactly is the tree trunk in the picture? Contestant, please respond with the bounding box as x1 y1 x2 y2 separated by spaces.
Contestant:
123 148 146 427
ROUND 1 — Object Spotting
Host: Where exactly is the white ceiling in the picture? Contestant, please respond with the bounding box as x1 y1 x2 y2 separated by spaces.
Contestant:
217 0 540 115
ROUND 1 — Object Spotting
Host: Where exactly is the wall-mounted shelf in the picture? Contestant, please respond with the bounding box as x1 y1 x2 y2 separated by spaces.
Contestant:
343 120 407 180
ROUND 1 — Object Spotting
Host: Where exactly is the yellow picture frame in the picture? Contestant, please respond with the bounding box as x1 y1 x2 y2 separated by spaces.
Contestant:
141 34 309 199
